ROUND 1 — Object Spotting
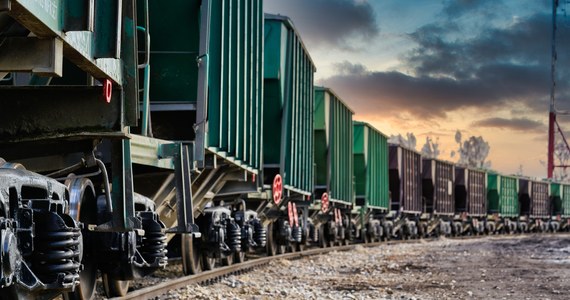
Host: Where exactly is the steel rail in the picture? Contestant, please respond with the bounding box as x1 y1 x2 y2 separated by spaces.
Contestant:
111 242 385 300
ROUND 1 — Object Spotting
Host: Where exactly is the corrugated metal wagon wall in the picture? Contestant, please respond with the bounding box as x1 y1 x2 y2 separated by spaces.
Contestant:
389 145 422 214
263 15 316 195
148 0 263 171
487 173 519 217
314 87 354 205
353 122 389 211
519 179 550 218
562 185 570 217
551 183 562 216
454 167 487 217
422 159 455 215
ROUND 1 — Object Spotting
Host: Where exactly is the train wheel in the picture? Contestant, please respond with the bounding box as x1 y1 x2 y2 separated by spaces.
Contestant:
289 243 297 253
63 178 98 300
235 251 246 263
222 254 234 266
181 234 202 275
277 242 288 254
102 274 130 297
297 242 306 252
266 223 276 255
382 225 391 241
363 229 370 244
202 254 216 270
319 224 328 248
267 223 285 256
434 226 441 238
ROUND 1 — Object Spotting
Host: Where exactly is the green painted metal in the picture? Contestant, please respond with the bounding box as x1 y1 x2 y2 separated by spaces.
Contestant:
263 15 316 196
487 173 519 217
147 0 263 171
4 0 125 84
551 183 561 216
130 135 176 170
94 0 121 58
314 87 354 205
558 184 570 218
353 122 389 211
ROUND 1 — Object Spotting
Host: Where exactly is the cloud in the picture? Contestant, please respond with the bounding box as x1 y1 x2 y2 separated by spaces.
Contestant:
406 13 556 80
321 61 548 119
320 11 564 119
333 61 368 75
472 117 546 132
263 0 378 50
441 0 506 19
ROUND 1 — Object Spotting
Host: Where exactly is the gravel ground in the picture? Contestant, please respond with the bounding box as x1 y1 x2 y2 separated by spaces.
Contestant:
156 234 570 300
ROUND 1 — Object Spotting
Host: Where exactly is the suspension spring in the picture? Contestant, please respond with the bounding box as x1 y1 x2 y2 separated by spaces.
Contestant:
309 223 318 242
141 231 167 264
253 220 267 248
226 221 242 252
292 226 303 243
140 213 168 265
32 212 81 284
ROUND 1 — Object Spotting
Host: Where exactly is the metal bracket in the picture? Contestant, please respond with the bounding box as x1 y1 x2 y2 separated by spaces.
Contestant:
161 143 197 234
194 0 212 167
88 217 143 233
0 37 63 76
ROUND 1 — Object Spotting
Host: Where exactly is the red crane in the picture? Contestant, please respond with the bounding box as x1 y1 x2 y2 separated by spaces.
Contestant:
548 0 570 178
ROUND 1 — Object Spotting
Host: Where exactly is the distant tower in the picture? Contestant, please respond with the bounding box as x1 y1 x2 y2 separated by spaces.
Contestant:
547 0 558 179
547 0 570 179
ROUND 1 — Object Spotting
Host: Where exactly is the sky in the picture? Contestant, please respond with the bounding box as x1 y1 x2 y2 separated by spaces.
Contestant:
264 0 570 178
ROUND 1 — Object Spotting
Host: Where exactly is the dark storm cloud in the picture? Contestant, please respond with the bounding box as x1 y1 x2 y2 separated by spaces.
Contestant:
263 0 378 49
472 117 546 132
322 11 566 119
407 12 563 80
324 61 549 119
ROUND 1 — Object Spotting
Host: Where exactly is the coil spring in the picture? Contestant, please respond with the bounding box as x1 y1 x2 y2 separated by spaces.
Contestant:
253 220 267 248
292 226 303 243
140 215 168 264
141 231 167 263
226 221 242 252
309 223 318 242
33 212 81 284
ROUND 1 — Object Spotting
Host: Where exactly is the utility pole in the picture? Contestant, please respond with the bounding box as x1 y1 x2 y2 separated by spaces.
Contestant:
548 0 558 179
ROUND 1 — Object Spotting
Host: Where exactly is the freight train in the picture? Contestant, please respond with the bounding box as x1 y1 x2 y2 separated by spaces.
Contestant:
0 1 566 299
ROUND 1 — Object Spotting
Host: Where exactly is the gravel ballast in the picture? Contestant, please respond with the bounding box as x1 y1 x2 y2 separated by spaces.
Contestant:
159 234 570 300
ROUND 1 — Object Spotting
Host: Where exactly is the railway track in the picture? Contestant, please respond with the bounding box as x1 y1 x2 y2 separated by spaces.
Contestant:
106 229 570 300
110 242 388 300
109 234 496 300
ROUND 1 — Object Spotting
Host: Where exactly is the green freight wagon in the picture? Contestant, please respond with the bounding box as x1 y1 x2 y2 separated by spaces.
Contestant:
143 0 271 275
314 87 355 210
259 15 316 255
143 0 266 229
263 14 316 199
487 173 519 218
0 0 270 297
353 122 389 211
146 0 263 173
